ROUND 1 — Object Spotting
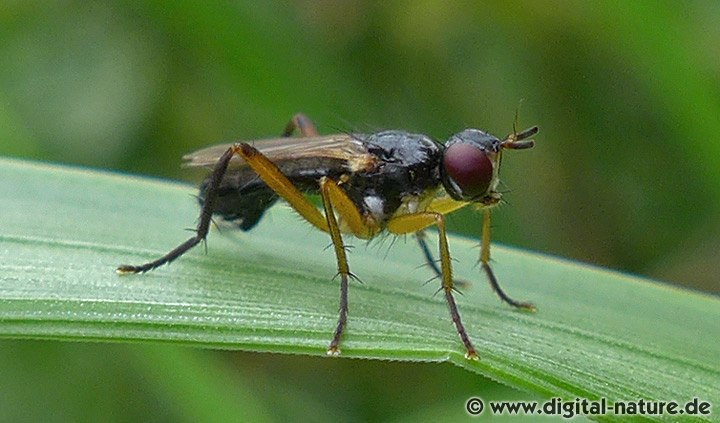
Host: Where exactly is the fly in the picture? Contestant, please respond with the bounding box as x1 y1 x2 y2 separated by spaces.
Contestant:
117 113 539 359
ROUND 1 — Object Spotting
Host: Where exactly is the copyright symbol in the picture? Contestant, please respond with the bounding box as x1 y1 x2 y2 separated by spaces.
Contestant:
466 397 484 415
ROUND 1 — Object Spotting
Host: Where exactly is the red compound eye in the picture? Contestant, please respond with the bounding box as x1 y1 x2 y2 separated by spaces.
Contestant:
443 143 493 198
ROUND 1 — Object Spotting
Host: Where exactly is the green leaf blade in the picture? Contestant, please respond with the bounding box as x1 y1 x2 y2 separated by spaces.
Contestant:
1 158 718 421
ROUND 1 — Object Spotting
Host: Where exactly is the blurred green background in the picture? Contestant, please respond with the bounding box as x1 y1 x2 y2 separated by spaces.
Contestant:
1 1 718 421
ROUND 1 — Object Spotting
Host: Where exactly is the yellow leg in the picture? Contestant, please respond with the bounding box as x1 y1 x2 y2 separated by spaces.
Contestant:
480 209 535 311
426 196 470 216
117 116 323 273
387 212 478 360
232 113 340 233
225 148 378 355
415 230 470 289
319 177 353 356
318 175 387 354
321 180 380 239
233 143 329 232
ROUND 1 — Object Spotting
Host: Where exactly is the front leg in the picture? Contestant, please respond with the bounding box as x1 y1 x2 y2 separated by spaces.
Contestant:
387 212 478 360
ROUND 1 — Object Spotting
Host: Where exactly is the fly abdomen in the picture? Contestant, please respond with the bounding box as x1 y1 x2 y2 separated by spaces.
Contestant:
198 169 278 231
198 157 349 231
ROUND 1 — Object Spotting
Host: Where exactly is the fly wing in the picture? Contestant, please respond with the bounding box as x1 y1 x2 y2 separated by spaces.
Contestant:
182 134 375 172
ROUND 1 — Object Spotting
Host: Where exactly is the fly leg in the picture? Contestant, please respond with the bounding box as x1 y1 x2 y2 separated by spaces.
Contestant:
117 114 323 273
117 145 239 273
319 177 379 354
224 138 375 354
423 167 535 310
481 209 535 310
416 230 469 289
319 177 352 355
282 113 319 137
388 213 478 360
184 141 374 355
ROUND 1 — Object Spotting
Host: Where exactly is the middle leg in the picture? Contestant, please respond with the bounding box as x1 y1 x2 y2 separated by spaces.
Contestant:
226 146 377 355
318 176 382 354
319 177 355 355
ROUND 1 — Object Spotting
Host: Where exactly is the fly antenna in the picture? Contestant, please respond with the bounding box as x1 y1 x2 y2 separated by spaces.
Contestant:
502 101 537 149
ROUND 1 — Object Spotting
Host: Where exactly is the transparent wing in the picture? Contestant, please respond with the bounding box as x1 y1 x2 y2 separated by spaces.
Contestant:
182 134 373 171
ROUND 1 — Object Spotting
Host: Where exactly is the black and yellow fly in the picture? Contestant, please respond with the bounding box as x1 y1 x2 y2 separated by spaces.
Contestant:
118 114 539 359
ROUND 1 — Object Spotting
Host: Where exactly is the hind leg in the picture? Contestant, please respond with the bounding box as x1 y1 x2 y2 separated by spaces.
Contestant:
117 114 322 273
